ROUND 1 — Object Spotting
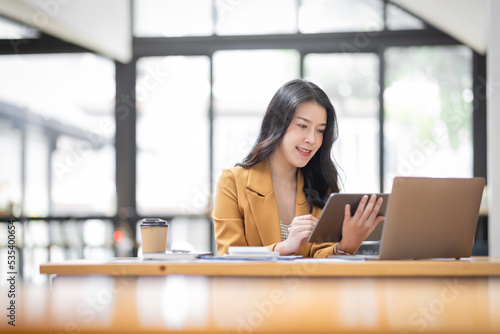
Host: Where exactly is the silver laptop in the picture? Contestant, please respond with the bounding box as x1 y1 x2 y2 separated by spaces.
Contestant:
329 176 485 260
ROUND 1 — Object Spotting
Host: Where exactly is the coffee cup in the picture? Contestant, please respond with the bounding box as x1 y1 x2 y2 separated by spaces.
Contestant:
140 218 168 253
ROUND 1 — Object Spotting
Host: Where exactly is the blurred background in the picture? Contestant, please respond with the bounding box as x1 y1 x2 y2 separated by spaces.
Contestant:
0 0 489 283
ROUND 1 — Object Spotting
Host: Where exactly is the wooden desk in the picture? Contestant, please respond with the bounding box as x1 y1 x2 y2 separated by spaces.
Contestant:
2 258 499 333
40 256 500 277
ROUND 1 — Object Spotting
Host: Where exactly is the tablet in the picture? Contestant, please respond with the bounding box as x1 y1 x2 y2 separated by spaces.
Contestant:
308 193 390 243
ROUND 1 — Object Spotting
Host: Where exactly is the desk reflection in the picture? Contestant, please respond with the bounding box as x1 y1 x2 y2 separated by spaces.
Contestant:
3 275 500 333
136 276 210 329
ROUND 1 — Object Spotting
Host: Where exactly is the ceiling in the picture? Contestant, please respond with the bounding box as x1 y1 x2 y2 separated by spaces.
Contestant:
0 0 132 62
390 0 487 55
0 0 487 63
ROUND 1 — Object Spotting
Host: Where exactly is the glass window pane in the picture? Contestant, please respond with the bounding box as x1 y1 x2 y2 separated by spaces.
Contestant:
137 56 210 215
25 221 49 247
386 3 425 30
0 119 22 217
0 54 116 216
305 53 380 193
214 116 263 174
213 50 300 116
83 219 114 247
52 136 115 215
0 54 115 127
384 46 473 191
216 0 297 35
25 126 49 217
213 50 300 173
134 0 214 37
299 0 383 33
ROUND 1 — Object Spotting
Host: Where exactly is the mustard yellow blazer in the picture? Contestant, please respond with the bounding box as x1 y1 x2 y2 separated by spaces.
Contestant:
212 159 335 257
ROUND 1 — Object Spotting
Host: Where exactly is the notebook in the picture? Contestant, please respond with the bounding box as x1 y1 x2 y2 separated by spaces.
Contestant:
327 176 485 260
142 250 213 260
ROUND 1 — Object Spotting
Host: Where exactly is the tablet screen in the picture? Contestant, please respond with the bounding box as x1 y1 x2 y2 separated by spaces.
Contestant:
308 193 389 243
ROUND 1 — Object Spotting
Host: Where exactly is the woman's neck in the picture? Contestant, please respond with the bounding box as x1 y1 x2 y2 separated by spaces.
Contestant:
269 152 297 185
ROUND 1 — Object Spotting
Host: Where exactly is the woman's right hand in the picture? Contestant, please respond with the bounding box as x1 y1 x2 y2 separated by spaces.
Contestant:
275 214 317 255
338 194 385 255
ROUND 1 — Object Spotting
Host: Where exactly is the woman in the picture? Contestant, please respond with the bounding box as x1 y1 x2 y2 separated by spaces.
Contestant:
212 79 384 257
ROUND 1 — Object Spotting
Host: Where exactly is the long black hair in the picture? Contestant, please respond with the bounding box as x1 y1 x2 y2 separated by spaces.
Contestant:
237 79 340 211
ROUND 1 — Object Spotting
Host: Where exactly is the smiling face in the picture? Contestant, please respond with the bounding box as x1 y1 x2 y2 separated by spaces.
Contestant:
275 101 327 169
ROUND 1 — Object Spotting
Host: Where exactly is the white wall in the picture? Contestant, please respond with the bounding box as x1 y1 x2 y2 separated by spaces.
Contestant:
487 0 500 256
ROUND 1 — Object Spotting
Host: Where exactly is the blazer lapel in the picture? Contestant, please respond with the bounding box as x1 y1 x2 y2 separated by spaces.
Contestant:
246 160 281 246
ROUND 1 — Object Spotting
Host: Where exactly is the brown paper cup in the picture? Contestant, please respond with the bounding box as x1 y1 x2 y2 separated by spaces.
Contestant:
140 218 168 253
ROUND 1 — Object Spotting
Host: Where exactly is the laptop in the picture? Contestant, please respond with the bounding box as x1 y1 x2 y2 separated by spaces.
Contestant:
315 176 485 260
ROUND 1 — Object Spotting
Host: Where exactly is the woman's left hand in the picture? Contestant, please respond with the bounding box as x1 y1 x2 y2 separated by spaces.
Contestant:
338 194 385 254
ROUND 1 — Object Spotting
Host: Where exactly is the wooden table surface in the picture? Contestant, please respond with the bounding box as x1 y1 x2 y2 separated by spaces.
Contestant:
39 256 500 277
4 257 500 333
3 274 500 333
